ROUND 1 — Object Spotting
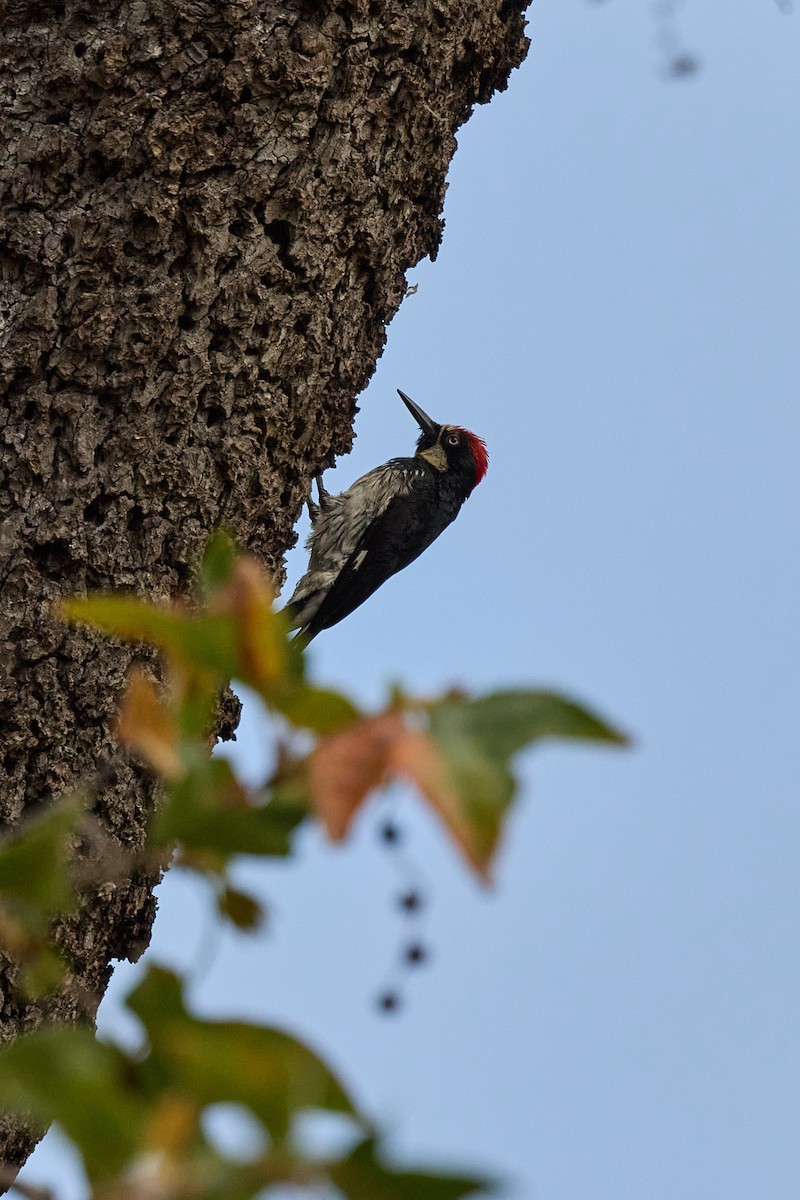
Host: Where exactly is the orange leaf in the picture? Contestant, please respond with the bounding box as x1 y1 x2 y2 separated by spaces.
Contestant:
389 730 494 883
308 712 406 840
211 556 285 690
117 670 183 781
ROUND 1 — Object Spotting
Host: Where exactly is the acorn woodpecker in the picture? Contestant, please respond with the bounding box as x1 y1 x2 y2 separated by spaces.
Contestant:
286 390 488 640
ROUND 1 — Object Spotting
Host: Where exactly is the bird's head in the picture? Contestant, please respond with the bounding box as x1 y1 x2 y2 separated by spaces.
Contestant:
398 389 488 491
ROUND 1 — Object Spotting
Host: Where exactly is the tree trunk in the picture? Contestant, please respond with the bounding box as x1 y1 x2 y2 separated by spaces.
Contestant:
0 0 528 1173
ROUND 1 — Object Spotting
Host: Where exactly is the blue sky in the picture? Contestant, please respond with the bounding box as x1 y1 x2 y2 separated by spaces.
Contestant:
26 2 800 1197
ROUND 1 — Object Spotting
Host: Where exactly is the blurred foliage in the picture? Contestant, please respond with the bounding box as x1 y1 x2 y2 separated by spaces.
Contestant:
0 533 626 1198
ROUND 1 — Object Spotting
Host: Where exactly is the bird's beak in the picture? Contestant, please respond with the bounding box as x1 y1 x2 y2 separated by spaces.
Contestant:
397 389 440 436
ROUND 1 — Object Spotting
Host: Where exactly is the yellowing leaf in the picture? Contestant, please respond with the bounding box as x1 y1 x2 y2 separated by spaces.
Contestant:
143 1092 199 1155
308 712 406 840
117 670 183 781
389 730 501 883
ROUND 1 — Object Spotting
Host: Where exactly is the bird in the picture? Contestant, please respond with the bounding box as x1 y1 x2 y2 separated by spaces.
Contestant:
285 389 488 641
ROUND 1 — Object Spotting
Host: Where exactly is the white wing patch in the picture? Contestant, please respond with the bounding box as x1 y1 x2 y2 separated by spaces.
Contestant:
353 550 368 570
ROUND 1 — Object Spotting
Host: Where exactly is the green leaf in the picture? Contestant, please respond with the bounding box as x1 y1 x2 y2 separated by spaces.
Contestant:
0 799 80 995
127 967 357 1143
17 941 69 997
329 1138 493 1200
218 887 265 932
273 684 360 735
154 755 307 858
420 690 627 880
198 530 239 601
428 689 628 763
0 1026 145 1179
63 595 239 678
0 798 82 917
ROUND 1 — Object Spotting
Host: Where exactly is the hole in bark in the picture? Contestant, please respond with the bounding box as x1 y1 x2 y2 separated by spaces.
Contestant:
294 313 310 335
88 150 115 182
453 39 478 86
122 241 135 257
206 406 225 427
220 46 234 64
253 200 266 222
257 368 270 381
138 292 151 305
94 443 107 465
46 110 70 125
228 218 247 237
132 211 158 232
30 538 71 576
23 401 37 420
255 415 267 437
209 329 228 352
3 749 24 774
239 85 252 102
265 436 277 452
62 232 74 254
216 122 227 136
293 418 305 438
253 321 269 338
127 505 144 532
264 219 296 271
361 260 377 306
84 494 109 524
74 41 87 57
178 314 195 331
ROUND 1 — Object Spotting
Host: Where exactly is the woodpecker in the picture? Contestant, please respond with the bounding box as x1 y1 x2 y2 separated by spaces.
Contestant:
285 389 488 641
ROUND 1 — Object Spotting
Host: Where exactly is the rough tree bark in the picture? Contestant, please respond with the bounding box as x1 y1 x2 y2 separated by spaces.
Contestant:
0 0 528 1174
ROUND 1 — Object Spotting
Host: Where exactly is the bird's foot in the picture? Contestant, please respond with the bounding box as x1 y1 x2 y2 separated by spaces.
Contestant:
315 474 332 511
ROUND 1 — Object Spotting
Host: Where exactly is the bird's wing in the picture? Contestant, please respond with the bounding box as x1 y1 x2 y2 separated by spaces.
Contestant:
302 478 454 638
286 460 420 620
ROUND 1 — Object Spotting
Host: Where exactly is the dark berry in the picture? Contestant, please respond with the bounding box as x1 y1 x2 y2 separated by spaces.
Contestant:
379 821 400 845
398 889 423 914
404 942 428 967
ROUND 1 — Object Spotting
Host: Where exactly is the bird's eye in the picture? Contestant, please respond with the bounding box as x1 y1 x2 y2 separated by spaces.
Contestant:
447 433 460 446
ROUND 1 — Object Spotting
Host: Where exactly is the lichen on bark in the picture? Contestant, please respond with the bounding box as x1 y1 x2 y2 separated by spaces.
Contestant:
0 0 528 1175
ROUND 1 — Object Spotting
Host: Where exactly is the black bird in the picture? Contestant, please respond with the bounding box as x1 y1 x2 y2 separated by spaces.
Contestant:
286 390 488 641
